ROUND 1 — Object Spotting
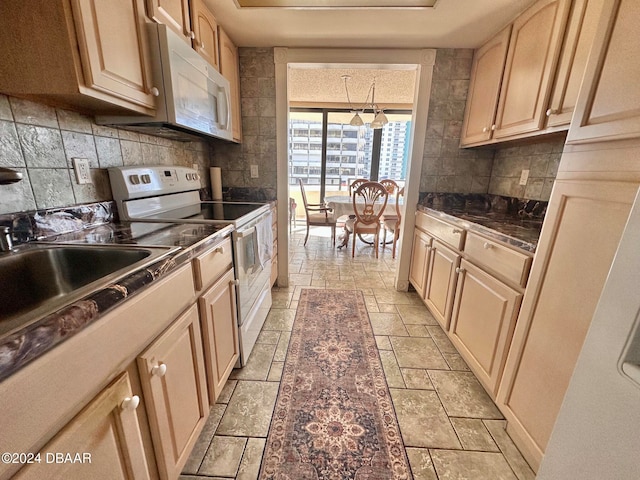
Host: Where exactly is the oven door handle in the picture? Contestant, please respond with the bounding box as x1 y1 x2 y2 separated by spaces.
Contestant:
236 226 256 238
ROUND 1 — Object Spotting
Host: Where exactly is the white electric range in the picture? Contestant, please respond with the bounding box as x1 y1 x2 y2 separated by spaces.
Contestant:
109 166 273 367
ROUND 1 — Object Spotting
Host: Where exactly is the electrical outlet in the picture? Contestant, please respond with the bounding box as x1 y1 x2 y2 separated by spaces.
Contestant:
519 169 530 186
72 158 92 184
250 165 259 178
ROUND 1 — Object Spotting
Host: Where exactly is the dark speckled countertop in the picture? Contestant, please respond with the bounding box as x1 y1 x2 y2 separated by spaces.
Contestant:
419 206 542 253
0 211 234 382
416 193 545 253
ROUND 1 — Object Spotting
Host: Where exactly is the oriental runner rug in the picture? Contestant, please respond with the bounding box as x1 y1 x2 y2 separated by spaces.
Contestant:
259 289 413 480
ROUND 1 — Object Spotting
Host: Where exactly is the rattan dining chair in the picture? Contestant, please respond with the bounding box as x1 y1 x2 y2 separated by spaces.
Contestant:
298 178 336 246
382 186 405 259
345 181 388 258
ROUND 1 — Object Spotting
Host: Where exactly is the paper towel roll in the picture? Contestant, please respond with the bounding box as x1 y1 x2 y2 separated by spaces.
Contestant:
210 167 222 200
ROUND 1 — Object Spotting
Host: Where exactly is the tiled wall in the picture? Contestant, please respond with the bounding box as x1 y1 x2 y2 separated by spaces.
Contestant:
0 47 564 215
211 48 277 198
420 49 565 202
488 135 565 201
420 49 495 195
0 94 212 215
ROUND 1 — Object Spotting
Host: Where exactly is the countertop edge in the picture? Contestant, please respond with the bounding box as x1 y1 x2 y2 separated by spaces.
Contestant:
417 205 538 254
0 224 234 383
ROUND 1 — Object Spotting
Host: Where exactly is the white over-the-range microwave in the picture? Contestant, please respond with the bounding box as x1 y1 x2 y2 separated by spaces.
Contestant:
96 24 233 142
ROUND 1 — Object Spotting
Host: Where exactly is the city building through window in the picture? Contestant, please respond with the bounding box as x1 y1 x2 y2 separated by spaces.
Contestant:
289 109 412 207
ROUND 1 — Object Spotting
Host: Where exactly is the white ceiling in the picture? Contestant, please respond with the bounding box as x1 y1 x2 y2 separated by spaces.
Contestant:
203 0 537 48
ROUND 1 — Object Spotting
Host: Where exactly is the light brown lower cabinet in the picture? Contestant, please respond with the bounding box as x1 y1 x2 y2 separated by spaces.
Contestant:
138 304 209 480
408 229 433 298
13 373 150 480
424 239 461 331
449 259 523 397
199 268 240 403
496 178 638 470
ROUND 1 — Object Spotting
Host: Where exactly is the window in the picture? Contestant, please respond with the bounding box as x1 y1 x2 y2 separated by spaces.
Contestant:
289 109 411 200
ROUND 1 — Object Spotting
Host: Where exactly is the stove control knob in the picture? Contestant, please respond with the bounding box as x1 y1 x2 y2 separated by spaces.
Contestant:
185 173 192 181
193 173 200 181
141 174 151 184
128 174 140 185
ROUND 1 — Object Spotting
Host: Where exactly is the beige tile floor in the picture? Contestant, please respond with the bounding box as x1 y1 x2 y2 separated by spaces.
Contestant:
180 226 536 480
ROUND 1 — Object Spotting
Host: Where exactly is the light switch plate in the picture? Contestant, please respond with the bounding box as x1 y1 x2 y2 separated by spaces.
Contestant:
250 165 259 178
72 158 92 184
519 169 530 186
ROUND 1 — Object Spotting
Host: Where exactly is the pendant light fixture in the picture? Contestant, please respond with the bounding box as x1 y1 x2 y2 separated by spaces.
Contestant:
342 74 388 129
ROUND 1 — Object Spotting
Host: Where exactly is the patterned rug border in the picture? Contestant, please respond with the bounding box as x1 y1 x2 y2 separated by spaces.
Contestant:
259 288 413 479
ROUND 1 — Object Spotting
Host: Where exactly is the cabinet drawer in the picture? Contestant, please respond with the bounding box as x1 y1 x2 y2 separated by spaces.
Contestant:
193 237 233 291
464 232 532 287
416 212 466 250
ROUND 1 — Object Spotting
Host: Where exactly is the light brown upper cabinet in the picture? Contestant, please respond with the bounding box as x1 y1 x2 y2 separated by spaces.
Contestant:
460 26 511 146
0 0 157 115
567 0 640 144
219 27 243 142
146 0 192 42
546 0 606 127
190 0 220 71
493 0 571 139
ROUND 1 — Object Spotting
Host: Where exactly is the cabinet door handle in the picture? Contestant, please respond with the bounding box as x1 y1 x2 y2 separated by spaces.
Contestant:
151 363 167 377
482 126 489 133
231 279 240 286
215 246 225 254
150 87 160 97
452 228 463 234
546 108 558 116
121 395 140 411
188 30 196 39
491 124 496 131
455 267 465 274
483 242 493 249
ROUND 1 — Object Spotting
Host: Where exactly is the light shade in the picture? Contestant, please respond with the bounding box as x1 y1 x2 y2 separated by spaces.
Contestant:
371 111 388 129
349 112 364 126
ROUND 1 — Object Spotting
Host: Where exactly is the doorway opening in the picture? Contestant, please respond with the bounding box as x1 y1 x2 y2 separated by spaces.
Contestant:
274 48 436 290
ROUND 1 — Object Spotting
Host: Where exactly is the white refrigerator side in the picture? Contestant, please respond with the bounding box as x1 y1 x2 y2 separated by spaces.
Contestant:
538 187 640 480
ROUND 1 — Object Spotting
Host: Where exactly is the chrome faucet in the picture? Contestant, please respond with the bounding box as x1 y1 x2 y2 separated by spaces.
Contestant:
0 227 13 252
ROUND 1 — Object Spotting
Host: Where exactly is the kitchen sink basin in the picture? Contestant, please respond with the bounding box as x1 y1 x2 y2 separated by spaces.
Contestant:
0 244 178 338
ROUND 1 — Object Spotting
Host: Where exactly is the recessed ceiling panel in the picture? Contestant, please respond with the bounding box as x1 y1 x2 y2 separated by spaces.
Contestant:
237 0 437 8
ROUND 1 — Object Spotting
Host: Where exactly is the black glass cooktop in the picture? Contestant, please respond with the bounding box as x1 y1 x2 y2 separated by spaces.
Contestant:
139 202 267 223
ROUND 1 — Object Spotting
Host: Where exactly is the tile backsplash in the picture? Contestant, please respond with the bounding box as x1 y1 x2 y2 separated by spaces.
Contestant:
421 49 495 195
0 94 212 215
488 134 565 201
211 47 277 199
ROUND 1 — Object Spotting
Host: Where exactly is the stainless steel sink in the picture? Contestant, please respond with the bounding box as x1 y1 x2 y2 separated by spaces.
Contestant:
0 243 178 338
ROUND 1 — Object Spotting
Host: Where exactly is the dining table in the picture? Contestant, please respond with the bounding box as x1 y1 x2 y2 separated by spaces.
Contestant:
325 195 403 249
